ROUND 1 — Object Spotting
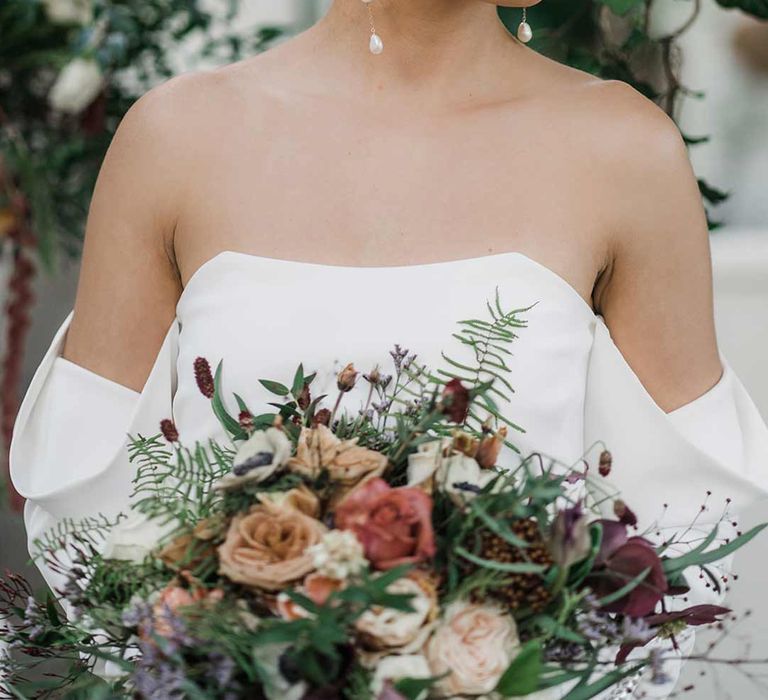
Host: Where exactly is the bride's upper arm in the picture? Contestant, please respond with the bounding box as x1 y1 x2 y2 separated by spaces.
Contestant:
62 76 198 392
593 81 722 414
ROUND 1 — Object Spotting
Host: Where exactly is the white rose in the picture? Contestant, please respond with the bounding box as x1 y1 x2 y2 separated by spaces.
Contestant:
408 439 498 505
425 601 520 696
370 654 432 698
357 576 436 652
48 58 103 115
42 0 93 25
214 427 292 490
102 511 176 565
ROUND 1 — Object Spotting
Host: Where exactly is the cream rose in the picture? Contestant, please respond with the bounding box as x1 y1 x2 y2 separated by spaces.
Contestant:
370 654 432 698
214 427 292 490
48 58 103 115
425 601 520 696
218 501 326 591
102 511 176 565
408 439 498 505
288 424 387 487
357 575 437 653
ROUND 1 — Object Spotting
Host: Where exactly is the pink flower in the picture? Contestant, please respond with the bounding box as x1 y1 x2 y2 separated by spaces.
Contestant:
335 478 436 570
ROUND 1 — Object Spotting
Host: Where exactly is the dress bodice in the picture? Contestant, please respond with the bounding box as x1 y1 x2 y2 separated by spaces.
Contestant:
9 249 768 699
173 251 597 467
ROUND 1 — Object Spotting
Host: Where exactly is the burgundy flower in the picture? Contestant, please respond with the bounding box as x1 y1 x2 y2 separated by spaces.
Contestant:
590 519 668 618
159 419 179 443
441 378 470 423
194 357 215 398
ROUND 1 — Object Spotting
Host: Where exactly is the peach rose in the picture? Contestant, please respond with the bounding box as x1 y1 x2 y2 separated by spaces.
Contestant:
425 601 520 696
150 583 224 638
218 501 326 591
334 478 435 570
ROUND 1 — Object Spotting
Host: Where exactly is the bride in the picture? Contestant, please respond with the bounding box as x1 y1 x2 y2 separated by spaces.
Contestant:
10 0 768 697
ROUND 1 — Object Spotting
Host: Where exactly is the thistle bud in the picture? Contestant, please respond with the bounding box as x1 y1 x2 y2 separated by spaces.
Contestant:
440 378 470 424
363 365 382 385
238 410 255 434
194 357 215 398
613 499 638 527
337 363 359 392
297 383 311 410
599 450 612 477
160 418 179 443
312 408 332 427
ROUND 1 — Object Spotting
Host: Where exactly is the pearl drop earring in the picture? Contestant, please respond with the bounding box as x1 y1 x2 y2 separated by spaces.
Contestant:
517 8 533 44
362 0 384 55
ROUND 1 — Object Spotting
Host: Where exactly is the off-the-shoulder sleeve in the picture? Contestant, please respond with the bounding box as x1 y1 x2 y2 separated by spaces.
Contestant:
584 317 768 699
9 310 179 593
584 316 768 527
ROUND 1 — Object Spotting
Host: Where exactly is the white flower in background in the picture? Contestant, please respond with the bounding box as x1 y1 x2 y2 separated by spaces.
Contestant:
356 576 437 652
370 654 432 698
308 530 367 580
102 511 176 565
48 58 103 115
425 601 520 696
407 439 499 505
42 0 93 25
214 427 292 490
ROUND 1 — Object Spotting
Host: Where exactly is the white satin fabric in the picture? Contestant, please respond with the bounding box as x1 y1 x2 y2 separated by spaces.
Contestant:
9 251 768 696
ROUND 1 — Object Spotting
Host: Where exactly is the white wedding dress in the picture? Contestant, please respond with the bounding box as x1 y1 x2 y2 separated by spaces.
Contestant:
10 250 768 698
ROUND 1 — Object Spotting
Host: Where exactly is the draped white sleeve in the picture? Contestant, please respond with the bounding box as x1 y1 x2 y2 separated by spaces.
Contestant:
9 311 180 594
584 316 768 699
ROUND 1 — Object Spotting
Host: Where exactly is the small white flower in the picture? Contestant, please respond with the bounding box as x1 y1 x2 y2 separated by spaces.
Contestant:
42 0 93 25
214 427 292 490
407 439 499 505
370 654 432 698
48 58 103 115
307 530 367 580
102 511 175 565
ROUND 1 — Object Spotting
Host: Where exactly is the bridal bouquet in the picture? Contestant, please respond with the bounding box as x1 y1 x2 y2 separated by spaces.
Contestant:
0 293 764 700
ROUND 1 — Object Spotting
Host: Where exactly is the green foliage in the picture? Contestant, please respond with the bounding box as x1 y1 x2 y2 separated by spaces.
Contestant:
498 0 767 227
496 640 544 696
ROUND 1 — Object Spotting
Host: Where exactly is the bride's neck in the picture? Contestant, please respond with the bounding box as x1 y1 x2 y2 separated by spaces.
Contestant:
309 0 520 98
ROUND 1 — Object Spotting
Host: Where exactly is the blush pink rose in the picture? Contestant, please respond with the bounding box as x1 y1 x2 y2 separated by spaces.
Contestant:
334 478 436 570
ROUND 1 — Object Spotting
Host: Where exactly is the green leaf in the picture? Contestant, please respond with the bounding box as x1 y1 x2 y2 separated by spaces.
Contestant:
455 546 546 574
496 640 544 696
259 379 291 396
561 663 646 700
663 523 768 577
291 363 305 397
395 676 444 699
212 361 247 440
714 0 768 19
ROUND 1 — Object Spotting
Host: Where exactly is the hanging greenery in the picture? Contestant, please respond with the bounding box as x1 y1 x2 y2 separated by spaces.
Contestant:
0 0 284 506
499 0 768 229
